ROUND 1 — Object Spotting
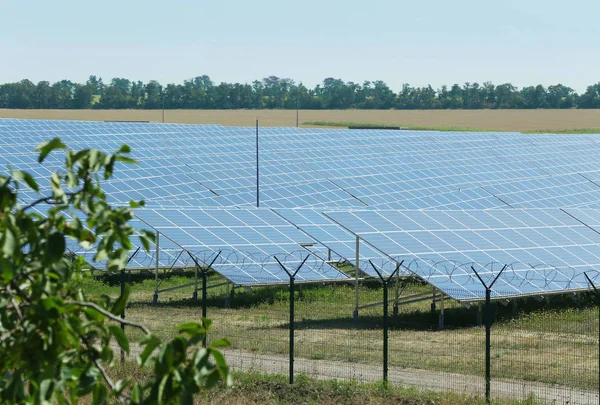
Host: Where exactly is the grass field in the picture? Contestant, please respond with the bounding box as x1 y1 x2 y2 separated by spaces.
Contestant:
3 108 600 132
96 365 536 405
80 271 599 393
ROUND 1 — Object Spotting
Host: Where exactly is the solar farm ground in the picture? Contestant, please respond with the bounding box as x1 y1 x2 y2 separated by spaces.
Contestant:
3 108 600 132
82 271 598 403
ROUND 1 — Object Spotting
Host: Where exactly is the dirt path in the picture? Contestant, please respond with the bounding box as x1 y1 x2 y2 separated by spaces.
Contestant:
222 349 597 405
115 344 597 404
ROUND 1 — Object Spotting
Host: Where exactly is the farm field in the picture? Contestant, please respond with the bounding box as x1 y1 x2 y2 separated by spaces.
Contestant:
81 271 599 401
2 108 600 131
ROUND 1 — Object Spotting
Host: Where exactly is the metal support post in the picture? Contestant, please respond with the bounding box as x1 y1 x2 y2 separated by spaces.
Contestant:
153 231 160 305
472 264 506 404
477 303 483 326
202 269 207 347
484 288 492 402
583 272 600 398
120 268 126 363
256 119 260 208
275 255 310 385
225 281 231 308
354 235 360 322
431 287 437 312
438 292 445 330
393 272 400 320
187 251 222 348
193 263 199 301
370 260 403 384
512 299 518 318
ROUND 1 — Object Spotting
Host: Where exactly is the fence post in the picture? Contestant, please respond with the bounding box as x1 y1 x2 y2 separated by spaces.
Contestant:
370 260 403 384
484 287 491 401
187 251 222 349
120 268 126 363
289 274 295 384
275 255 310 384
119 247 140 363
153 231 159 305
202 268 207 348
472 264 506 404
583 272 600 397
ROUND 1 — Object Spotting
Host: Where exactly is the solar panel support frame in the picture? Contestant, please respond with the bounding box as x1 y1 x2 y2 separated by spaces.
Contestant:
354 235 360 322
153 231 159 305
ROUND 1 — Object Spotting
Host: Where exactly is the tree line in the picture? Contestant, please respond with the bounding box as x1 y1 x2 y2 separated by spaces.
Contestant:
2 75 600 110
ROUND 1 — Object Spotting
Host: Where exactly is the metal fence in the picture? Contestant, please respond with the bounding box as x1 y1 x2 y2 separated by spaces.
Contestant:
116 268 600 405
207 280 599 404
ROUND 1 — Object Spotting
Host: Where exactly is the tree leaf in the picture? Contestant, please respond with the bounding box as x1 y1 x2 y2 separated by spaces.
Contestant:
11 170 39 192
138 335 162 366
117 144 131 154
178 322 204 338
210 338 230 349
36 138 66 163
110 283 130 315
47 232 66 263
2 228 16 258
109 325 130 354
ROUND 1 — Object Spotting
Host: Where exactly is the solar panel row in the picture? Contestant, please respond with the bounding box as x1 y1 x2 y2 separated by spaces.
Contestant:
3 118 600 298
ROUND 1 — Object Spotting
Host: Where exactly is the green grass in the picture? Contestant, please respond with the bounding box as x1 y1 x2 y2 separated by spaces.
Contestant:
303 121 496 132
304 121 600 134
522 128 600 134
104 362 540 405
81 271 599 391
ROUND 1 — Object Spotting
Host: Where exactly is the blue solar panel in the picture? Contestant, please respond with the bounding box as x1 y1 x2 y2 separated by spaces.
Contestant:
134 208 349 285
324 209 600 300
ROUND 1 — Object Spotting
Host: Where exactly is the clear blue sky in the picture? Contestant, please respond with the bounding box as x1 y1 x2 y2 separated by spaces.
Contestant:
1 0 598 92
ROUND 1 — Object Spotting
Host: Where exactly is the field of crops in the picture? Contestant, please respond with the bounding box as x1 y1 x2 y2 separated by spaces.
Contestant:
3 108 600 131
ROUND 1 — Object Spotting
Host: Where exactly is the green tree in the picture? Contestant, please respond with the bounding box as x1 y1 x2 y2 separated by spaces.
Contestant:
0 140 230 404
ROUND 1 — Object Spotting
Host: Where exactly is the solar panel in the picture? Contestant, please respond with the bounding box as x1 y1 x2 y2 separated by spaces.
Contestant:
134 208 349 285
273 208 401 276
324 209 600 300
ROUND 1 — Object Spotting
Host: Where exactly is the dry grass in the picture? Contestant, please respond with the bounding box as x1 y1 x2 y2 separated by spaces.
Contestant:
3 108 600 131
101 276 597 391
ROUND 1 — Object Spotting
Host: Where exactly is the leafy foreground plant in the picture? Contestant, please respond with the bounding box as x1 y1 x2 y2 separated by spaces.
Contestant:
0 139 231 404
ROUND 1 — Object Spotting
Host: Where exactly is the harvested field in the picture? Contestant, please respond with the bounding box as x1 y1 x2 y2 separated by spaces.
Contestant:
2 108 600 131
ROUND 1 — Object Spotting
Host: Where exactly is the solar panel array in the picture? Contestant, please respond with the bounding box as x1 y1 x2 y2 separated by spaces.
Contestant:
3 118 600 297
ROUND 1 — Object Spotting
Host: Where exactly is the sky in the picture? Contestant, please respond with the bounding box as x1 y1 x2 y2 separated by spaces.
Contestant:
1 0 598 92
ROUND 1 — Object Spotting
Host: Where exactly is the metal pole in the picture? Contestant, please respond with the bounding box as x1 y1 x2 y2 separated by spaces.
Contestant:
354 235 360 322
153 231 159 305
583 272 599 397
368 260 402 384
120 268 125 363
471 264 506 405
393 271 400 319
439 292 445 331
202 269 207 348
193 262 199 301
485 288 491 403
289 275 295 384
382 278 389 382
274 255 309 385
256 119 259 208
